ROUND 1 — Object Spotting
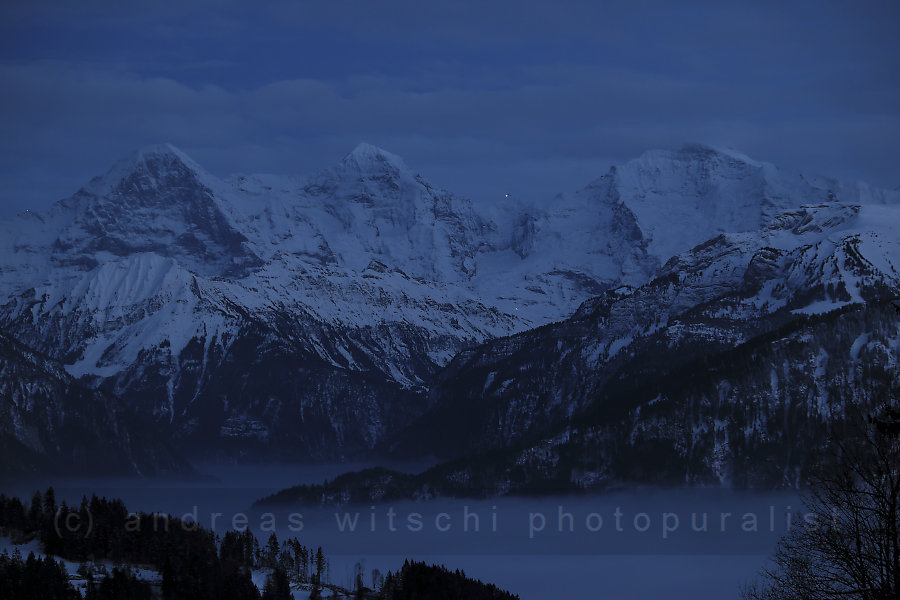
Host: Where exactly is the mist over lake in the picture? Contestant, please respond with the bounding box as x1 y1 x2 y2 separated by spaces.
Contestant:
5 464 801 599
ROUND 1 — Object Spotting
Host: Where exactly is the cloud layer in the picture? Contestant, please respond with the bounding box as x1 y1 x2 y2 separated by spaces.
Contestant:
1 1 898 215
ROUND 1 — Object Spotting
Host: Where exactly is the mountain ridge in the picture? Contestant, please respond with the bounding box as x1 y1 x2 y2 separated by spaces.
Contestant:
384 201 899 472
1 142 896 465
0 328 190 476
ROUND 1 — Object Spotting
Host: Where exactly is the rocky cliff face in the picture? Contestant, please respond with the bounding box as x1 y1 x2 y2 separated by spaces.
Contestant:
0 330 188 476
0 142 894 466
388 202 899 490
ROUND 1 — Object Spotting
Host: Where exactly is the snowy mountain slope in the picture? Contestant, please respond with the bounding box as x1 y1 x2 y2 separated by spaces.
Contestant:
470 144 898 325
0 144 523 458
504 145 896 285
392 202 900 465
4 145 260 284
0 143 895 461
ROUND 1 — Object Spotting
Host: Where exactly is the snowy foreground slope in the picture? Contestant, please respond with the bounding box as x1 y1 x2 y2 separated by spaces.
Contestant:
0 142 896 466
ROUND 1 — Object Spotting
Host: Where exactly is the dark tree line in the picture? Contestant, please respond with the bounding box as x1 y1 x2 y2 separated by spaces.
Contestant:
84 567 153 600
0 491 329 599
378 560 520 600
0 489 522 599
0 549 78 600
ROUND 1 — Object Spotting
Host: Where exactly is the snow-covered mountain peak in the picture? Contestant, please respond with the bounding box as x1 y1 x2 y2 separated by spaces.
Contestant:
15 144 262 279
2 141 898 463
613 143 777 190
662 143 765 165
291 142 426 208
79 143 214 199
136 142 196 164
594 144 848 262
339 142 411 177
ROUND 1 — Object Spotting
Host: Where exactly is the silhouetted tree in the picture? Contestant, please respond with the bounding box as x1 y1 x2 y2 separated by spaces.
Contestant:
354 560 367 599
744 408 900 600
261 566 292 600
265 532 279 568
372 568 384 593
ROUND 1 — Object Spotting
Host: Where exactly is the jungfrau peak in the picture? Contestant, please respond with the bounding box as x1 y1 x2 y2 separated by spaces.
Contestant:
339 142 411 175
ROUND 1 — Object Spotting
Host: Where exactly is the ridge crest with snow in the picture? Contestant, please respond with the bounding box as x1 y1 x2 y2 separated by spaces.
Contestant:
0 142 896 461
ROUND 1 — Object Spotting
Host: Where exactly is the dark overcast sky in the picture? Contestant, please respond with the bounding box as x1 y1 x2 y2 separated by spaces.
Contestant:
1 0 898 216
